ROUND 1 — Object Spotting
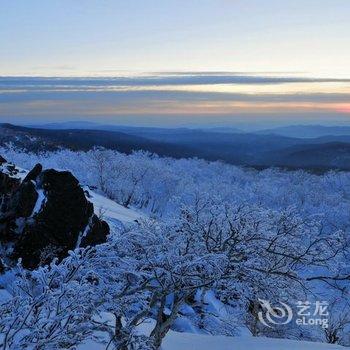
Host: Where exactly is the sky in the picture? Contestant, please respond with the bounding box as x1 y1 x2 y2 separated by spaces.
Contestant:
0 0 350 128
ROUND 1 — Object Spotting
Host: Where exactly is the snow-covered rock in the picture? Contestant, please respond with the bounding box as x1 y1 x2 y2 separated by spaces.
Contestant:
0 158 109 269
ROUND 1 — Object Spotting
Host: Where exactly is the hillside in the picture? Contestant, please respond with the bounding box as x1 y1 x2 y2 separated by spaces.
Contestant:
0 123 195 158
257 125 350 138
82 326 345 350
1 147 349 349
3 123 350 171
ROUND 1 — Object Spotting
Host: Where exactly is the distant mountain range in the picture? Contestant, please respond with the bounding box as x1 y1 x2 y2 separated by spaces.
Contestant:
28 121 350 138
256 125 350 138
4 122 350 172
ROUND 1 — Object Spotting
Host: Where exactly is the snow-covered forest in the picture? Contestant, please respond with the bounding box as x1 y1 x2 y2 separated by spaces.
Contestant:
1 146 350 349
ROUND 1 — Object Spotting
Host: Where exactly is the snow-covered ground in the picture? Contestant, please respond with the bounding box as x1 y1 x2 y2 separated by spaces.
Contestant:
78 316 345 350
87 189 145 224
81 328 344 350
162 331 344 350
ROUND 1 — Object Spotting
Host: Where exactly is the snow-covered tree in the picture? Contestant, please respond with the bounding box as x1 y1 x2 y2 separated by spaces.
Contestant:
1 145 350 348
0 249 96 349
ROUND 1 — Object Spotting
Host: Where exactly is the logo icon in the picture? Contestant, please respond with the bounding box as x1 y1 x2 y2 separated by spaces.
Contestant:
258 299 293 328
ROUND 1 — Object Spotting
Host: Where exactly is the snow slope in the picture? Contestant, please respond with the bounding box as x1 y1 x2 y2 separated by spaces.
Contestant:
162 332 344 350
79 317 345 350
81 328 344 350
87 189 144 224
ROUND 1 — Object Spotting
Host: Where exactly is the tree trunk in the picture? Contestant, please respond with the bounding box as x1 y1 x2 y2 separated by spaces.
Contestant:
150 295 185 349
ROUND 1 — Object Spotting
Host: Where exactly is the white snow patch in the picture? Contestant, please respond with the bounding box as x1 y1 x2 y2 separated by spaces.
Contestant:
87 190 145 224
14 166 29 180
31 189 46 216
161 332 345 350
78 317 345 350
0 163 28 180
75 218 91 248
78 327 345 350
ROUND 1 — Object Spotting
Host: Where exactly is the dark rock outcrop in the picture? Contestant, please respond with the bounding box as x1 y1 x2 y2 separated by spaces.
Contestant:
8 181 38 218
23 163 42 183
81 215 110 247
0 258 4 274
0 156 7 165
0 172 20 196
0 159 109 269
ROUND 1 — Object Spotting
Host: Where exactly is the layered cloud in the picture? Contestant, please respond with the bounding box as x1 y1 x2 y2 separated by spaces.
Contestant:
2 73 350 88
0 73 349 125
